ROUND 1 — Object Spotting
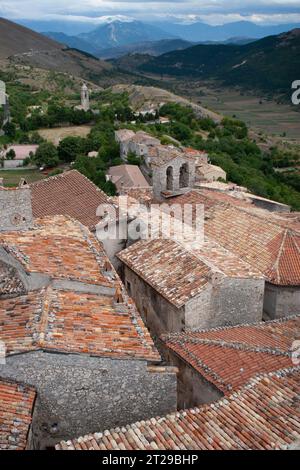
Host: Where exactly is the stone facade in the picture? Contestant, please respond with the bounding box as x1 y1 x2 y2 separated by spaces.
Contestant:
0 187 33 231
122 265 264 337
160 343 223 409
264 283 300 319
152 156 196 199
0 352 177 449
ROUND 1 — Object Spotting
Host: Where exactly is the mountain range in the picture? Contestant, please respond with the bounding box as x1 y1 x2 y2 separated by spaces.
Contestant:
22 17 300 58
0 17 111 80
139 29 300 96
152 20 300 42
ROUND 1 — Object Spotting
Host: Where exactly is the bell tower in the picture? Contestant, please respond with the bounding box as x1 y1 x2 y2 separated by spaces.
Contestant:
81 83 90 112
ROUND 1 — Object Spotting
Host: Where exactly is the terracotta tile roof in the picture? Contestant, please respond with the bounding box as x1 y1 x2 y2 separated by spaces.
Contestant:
118 238 212 308
0 287 159 361
0 216 160 362
194 239 263 279
163 315 300 393
30 170 115 231
119 187 153 204
107 165 150 191
0 379 36 450
0 215 113 286
169 190 300 286
205 204 300 286
56 367 300 450
118 237 263 308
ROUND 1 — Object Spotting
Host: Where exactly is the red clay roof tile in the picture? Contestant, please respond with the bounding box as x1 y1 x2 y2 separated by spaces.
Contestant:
163 316 300 393
0 379 36 450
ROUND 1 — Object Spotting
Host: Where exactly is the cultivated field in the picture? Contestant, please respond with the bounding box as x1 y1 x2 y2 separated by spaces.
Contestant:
180 82 300 141
37 125 92 145
0 169 45 187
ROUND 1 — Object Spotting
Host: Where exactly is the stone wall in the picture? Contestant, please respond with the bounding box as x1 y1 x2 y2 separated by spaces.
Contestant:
152 158 196 199
161 342 223 409
2 160 23 169
0 351 177 449
0 187 33 231
185 277 264 330
122 266 264 337
248 197 290 213
264 283 300 319
122 266 185 338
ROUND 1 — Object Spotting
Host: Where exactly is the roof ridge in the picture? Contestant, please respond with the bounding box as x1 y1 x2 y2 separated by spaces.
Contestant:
170 336 290 357
271 228 288 284
162 314 300 341
198 188 300 234
30 169 110 199
168 339 232 393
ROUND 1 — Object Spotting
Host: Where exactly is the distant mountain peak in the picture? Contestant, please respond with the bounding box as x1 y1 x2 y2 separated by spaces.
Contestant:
95 15 135 24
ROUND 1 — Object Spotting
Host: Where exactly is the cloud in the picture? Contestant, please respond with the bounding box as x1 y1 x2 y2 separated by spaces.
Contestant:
1 0 300 25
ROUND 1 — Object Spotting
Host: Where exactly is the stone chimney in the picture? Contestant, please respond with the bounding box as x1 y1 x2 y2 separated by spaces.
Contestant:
0 187 33 232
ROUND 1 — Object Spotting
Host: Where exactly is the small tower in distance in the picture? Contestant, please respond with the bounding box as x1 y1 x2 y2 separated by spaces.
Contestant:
81 83 90 112
0 80 10 127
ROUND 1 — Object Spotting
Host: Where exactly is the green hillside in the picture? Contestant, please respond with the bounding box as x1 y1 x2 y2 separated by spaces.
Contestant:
140 29 300 97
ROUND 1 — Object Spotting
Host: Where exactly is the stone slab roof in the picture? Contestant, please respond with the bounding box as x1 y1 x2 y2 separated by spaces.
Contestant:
162 315 300 393
0 379 36 450
56 367 300 450
30 170 115 231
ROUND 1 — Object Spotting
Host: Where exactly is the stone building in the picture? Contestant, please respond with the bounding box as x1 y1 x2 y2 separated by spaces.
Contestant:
57 367 300 450
107 164 150 194
29 170 127 266
0 144 38 169
115 130 160 161
161 315 299 409
117 237 264 337
168 189 300 319
146 145 196 199
0 204 177 449
0 185 33 231
74 83 90 112
0 80 10 131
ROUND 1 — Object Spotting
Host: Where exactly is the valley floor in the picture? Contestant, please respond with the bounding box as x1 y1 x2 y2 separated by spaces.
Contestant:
171 80 300 142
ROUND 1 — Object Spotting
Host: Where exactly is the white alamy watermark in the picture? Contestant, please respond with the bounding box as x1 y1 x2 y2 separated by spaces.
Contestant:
95 196 204 248
291 340 300 366
0 80 6 106
0 341 6 365
291 80 300 105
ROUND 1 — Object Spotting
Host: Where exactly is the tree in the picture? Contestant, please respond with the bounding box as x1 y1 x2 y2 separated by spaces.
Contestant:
6 149 16 160
33 142 59 168
3 122 16 139
58 136 85 163
127 151 141 166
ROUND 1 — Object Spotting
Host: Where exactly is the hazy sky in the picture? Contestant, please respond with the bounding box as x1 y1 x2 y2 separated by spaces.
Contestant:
1 0 300 25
